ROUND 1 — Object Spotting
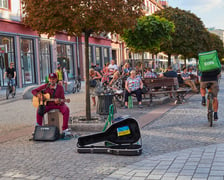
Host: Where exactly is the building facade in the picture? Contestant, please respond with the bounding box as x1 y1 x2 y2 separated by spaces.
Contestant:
0 0 112 88
0 0 169 88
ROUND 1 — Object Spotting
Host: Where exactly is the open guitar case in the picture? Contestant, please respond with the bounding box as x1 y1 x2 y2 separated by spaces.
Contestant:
77 117 142 156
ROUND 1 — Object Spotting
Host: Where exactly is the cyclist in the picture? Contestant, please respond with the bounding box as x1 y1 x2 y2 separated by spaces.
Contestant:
200 69 221 121
4 62 16 95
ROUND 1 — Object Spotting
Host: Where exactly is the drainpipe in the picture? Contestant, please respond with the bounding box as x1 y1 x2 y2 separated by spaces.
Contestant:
76 37 80 76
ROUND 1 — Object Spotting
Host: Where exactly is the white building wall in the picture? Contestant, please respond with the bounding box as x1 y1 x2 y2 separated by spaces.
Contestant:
0 0 21 21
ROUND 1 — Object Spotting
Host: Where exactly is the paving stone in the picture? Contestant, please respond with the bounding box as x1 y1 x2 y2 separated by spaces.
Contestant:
1 75 224 180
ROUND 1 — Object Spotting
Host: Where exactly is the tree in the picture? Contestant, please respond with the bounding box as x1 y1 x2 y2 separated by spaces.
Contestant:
121 15 174 74
154 7 208 65
22 0 143 120
208 32 224 60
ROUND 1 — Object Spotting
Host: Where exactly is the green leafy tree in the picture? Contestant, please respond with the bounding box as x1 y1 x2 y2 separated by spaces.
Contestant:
208 32 224 60
22 0 143 120
122 15 174 74
155 7 208 65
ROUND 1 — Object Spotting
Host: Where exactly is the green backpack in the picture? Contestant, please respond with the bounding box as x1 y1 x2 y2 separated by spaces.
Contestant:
198 50 221 72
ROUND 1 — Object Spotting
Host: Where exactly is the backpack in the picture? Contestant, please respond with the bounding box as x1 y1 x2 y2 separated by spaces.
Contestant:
198 50 221 72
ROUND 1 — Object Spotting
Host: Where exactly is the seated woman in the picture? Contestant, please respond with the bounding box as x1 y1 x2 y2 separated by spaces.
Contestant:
124 70 143 108
181 67 198 93
122 62 131 78
109 71 123 92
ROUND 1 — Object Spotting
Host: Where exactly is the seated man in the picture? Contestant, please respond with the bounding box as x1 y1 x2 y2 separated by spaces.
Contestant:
181 67 198 93
160 65 177 78
32 73 71 137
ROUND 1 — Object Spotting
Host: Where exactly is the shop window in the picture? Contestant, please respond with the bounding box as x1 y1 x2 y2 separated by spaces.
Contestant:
39 40 51 83
95 47 102 67
0 36 15 87
89 46 94 65
57 43 75 79
104 48 109 65
20 38 35 85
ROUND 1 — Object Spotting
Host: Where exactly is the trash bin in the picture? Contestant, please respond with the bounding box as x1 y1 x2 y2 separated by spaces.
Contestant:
96 94 116 115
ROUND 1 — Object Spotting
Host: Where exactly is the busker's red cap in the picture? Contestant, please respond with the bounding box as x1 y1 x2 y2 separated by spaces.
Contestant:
49 73 57 79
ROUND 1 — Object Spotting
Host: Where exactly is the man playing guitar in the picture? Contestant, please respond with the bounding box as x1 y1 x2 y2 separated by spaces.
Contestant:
32 73 71 136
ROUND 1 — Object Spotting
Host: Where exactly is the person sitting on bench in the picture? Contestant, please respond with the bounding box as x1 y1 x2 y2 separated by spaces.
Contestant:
31 73 71 137
181 67 198 93
124 70 143 108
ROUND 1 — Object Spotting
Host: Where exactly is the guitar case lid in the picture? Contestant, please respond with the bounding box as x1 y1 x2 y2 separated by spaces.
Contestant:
77 117 142 155
77 118 141 147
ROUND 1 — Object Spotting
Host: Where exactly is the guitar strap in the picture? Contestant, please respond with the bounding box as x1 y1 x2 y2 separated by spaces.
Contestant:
52 85 57 98
37 83 50 117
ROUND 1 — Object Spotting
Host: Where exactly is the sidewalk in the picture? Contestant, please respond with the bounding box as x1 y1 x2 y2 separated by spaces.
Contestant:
0 87 25 101
105 144 224 180
1 79 224 180
104 77 224 180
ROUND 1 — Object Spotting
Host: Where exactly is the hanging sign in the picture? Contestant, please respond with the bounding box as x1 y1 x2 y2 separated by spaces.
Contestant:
0 45 5 53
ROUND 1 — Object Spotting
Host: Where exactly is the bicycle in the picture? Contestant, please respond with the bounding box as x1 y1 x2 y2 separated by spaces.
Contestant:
206 83 213 127
6 78 16 99
71 76 81 93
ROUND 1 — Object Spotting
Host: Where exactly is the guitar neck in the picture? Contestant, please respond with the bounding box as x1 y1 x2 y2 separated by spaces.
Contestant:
47 98 68 102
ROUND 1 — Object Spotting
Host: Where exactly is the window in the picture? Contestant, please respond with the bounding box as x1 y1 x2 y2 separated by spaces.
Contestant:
39 40 51 83
20 38 35 85
104 48 109 65
89 46 94 65
95 47 102 67
57 43 75 79
0 36 15 87
0 0 9 9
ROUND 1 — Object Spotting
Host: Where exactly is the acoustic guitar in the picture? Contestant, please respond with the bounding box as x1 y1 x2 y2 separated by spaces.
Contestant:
32 93 70 108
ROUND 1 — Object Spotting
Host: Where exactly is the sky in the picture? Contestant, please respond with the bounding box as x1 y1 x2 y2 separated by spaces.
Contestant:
168 0 224 30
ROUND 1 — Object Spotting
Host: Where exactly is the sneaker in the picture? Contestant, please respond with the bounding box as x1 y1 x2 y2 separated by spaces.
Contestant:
35 123 41 127
214 112 218 121
62 128 73 138
201 97 206 106
138 104 143 108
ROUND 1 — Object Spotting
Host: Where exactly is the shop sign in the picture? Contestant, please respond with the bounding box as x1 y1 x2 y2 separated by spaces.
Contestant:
0 45 5 53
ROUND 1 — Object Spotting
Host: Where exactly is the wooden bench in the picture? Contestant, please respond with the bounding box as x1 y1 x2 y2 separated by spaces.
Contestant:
142 77 190 105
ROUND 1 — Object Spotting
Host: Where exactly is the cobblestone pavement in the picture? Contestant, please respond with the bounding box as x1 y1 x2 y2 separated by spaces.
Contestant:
0 76 224 179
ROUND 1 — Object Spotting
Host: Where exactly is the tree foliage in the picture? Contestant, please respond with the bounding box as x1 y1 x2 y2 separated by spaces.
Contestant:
208 32 224 60
154 7 209 64
122 15 174 53
22 0 143 120
22 0 143 36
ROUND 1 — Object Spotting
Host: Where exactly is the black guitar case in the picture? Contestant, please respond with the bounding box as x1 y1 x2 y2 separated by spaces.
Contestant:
77 117 142 156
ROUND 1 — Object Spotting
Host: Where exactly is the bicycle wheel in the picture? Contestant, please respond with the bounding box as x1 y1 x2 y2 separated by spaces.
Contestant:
6 87 10 99
114 94 123 103
207 92 213 127
77 80 81 92
207 111 213 127
72 86 77 93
